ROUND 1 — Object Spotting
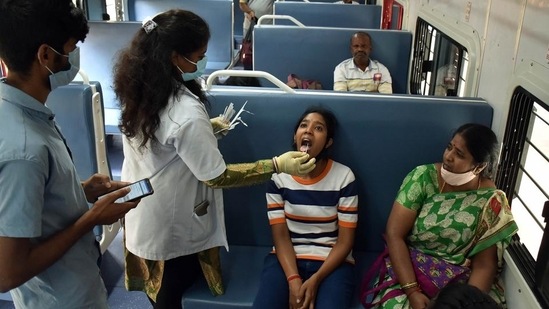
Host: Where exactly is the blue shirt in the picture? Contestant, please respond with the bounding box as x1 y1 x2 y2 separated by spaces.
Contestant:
0 80 108 308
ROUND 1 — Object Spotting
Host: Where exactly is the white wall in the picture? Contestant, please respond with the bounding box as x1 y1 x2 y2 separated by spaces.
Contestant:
503 250 543 309
404 0 549 139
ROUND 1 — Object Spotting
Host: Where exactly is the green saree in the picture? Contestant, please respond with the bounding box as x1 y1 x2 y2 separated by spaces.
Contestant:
372 164 518 308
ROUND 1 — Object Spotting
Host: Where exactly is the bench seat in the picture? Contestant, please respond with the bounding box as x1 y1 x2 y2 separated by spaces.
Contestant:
183 246 379 309
177 85 493 308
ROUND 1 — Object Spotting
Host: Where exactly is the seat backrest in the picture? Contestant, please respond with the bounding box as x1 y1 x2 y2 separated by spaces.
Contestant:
46 83 102 181
273 2 381 28
46 82 120 253
253 26 412 94
80 21 141 134
233 0 244 39
206 87 493 253
128 0 234 73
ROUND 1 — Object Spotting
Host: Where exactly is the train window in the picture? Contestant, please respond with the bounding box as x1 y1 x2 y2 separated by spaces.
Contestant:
80 0 115 21
496 87 549 306
410 17 468 97
105 0 122 21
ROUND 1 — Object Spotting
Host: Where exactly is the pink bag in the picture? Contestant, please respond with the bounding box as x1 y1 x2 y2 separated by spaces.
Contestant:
360 247 470 308
286 74 323 90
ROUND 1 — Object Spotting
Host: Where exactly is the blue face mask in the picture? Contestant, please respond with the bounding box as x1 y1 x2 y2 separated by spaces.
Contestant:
45 46 80 90
179 56 208 81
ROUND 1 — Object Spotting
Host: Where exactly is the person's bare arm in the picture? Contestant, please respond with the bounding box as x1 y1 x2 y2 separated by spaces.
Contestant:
239 2 256 20
468 245 498 293
0 188 136 292
272 223 303 308
298 226 355 309
385 202 430 309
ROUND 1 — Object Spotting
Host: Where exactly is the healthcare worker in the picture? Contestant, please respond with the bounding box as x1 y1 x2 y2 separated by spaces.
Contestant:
112 9 316 309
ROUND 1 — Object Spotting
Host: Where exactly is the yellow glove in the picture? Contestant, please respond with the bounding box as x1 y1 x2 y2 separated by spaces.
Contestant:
273 151 316 176
210 116 230 138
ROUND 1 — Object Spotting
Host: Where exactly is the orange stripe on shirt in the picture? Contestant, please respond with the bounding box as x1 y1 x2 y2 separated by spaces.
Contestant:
269 218 287 225
338 205 358 211
339 220 357 228
267 203 284 209
285 212 338 222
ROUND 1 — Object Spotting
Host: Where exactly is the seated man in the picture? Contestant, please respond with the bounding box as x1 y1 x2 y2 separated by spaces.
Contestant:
333 32 393 94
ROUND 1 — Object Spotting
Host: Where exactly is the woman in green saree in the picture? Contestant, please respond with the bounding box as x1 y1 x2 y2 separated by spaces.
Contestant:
365 123 518 309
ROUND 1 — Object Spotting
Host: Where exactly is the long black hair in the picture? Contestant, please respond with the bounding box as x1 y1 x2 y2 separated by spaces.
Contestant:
114 9 210 149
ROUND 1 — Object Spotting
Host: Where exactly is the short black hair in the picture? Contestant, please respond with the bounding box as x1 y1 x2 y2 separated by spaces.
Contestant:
429 283 502 309
0 0 88 74
351 31 372 44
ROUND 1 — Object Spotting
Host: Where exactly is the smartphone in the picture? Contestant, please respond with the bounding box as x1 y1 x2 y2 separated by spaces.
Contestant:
100 178 154 203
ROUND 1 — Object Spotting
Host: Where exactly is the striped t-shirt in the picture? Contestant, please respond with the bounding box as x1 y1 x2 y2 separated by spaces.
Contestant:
266 159 358 263
333 58 393 94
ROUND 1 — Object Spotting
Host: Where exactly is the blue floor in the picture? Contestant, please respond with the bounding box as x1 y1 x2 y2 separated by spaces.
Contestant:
0 135 153 308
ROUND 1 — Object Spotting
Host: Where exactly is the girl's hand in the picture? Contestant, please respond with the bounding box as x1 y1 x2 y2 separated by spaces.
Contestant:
289 278 303 309
298 274 320 309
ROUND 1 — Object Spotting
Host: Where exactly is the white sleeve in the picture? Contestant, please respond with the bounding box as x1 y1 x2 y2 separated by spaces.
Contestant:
379 62 393 83
333 62 348 91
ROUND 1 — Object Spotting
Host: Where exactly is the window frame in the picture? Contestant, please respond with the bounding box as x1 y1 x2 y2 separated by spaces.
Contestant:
410 17 468 97
496 86 549 308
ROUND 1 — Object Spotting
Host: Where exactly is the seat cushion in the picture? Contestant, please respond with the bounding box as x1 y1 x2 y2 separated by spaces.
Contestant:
182 246 380 309
182 245 271 309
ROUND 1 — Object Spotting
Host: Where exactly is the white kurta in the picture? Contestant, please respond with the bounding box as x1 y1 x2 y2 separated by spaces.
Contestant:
122 88 227 260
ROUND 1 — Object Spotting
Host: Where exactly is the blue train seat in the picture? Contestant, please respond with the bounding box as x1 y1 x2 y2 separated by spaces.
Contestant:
128 0 234 73
273 2 381 28
45 81 121 254
179 71 493 308
80 21 142 135
253 26 412 94
233 0 245 44
86 1 234 133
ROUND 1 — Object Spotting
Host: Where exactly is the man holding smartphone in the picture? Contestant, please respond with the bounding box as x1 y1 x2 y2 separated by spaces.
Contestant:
0 1 139 308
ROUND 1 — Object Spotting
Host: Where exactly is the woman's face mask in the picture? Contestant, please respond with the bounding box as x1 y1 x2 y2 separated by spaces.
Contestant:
179 56 208 81
45 46 80 90
440 164 478 186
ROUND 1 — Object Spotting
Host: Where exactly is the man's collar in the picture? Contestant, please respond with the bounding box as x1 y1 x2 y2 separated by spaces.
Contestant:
352 58 373 72
0 78 54 120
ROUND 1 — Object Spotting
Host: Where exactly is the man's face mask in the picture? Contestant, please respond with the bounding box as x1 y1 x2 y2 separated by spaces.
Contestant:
179 56 208 81
44 46 80 90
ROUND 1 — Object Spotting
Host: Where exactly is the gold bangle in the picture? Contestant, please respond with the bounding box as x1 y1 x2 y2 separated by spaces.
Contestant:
405 287 422 297
401 281 419 290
